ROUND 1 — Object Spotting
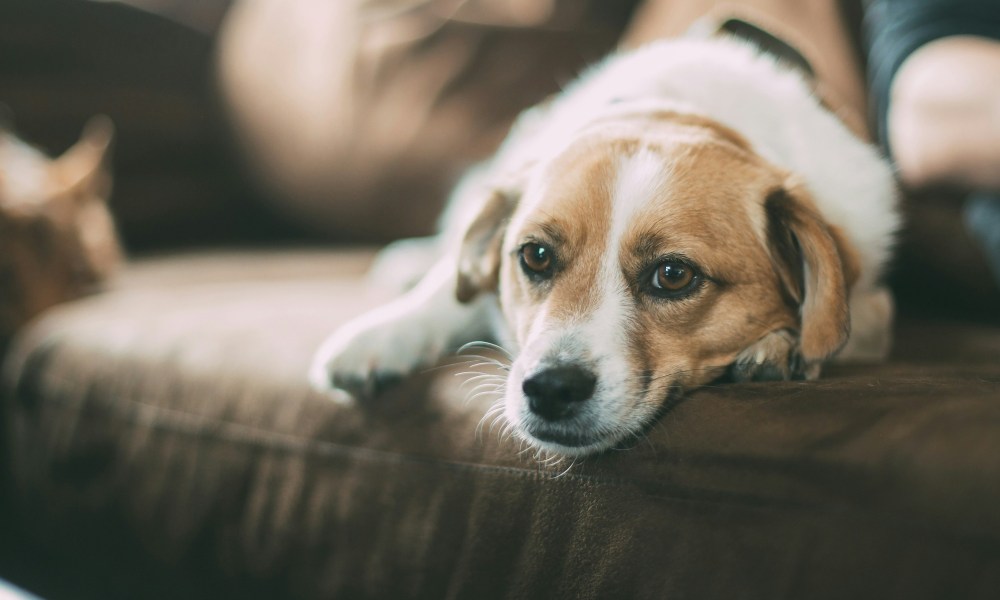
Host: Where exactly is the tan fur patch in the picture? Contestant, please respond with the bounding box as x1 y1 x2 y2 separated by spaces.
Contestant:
614 137 798 393
499 113 806 404
506 141 620 324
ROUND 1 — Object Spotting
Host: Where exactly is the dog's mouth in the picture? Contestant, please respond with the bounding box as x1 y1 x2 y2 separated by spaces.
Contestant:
508 379 685 457
524 424 602 448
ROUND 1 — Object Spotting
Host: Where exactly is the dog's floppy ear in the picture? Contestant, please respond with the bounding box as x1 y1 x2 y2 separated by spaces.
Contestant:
765 179 860 366
455 184 519 303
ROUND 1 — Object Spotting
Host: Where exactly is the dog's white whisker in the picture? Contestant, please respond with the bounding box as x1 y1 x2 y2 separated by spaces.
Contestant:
455 347 511 364
490 413 510 437
476 400 507 440
465 392 502 411
455 360 509 373
459 383 504 403
458 340 515 361
467 382 503 395
498 419 515 445
471 383 506 395
469 388 505 405
448 358 490 369
553 457 578 478
500 420 521 446
480 401 505 425
483 405 505 418
458 379 494 395
460 382 505 398
455 370 505 386
460 373 507 392
453 364 502 376
458 372 506 386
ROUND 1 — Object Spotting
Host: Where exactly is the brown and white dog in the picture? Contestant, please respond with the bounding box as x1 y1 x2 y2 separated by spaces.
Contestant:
310 36 898 456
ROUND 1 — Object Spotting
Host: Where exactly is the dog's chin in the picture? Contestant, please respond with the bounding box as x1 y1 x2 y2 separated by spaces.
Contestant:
519 422 621 457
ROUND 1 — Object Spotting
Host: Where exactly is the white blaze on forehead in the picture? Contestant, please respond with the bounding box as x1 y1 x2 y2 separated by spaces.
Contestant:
518 148 672 373
609 149 670 245
583 149 670 374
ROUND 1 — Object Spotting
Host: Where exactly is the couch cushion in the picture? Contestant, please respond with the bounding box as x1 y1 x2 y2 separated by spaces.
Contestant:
2 249 1000 599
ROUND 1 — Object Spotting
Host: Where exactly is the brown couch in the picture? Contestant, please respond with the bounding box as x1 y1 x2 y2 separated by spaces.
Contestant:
3 2 1000 599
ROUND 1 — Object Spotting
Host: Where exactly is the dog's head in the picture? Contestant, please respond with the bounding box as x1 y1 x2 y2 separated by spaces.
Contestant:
456 111 859 455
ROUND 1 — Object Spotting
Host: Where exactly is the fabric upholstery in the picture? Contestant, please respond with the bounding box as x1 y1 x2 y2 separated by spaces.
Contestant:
2 249 1000 599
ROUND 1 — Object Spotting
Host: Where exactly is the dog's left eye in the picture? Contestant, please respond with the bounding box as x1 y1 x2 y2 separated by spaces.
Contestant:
650 260 698 296
520 242 553 277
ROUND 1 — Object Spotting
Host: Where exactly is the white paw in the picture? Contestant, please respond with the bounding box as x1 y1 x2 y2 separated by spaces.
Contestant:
309 310 445 400
730 329 823 381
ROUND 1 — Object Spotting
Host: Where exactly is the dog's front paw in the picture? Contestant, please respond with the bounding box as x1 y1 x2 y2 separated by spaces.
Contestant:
728 329 818 382
309 313 444 401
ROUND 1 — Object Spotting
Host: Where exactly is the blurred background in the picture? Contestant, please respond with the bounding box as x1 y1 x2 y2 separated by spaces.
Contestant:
0 0 635 253
1 0 997 317
1 0 286 252
1 2 999 599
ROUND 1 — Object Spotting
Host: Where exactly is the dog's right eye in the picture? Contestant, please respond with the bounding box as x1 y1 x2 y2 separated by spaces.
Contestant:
646 258 702 299
519 242 553 278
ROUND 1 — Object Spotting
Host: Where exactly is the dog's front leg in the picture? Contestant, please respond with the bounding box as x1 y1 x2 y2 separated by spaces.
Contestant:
309 256 494 400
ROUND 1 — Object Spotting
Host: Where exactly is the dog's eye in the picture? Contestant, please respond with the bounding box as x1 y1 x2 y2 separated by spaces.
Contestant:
520 242 552 276
651 260 696 294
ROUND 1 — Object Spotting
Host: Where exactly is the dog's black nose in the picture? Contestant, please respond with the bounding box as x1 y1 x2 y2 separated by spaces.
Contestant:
522 366 597 421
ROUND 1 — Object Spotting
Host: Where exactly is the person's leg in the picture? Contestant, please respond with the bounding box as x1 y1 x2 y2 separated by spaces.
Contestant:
216 0 635 242
620 0 871 140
